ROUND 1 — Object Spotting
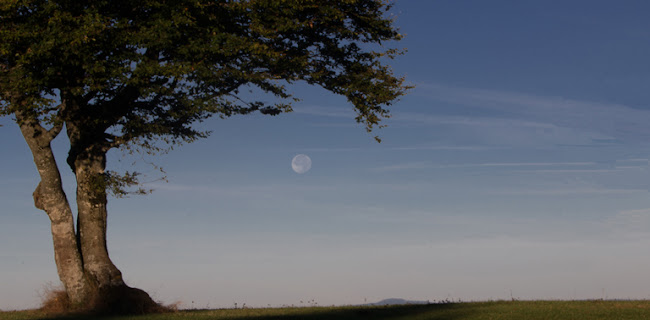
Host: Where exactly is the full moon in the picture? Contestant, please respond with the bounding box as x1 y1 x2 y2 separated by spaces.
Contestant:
291 154 312 174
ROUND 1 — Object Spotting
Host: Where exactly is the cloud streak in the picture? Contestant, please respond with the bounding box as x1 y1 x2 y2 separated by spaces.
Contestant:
602 208 650 240
490 187 648 196
405 83 650 144
371 161 600 172
293 105 356 118
391 145 502 151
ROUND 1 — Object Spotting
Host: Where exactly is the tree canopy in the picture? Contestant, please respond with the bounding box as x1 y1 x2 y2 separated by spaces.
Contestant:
1 0 407 149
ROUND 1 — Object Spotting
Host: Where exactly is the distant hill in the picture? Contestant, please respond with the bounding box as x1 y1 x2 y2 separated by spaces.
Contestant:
368 298 430 306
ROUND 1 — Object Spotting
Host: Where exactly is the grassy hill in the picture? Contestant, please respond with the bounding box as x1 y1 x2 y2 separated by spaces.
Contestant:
2 300 650 320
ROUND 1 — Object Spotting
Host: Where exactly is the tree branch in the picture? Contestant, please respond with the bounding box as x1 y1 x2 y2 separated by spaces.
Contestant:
44 120 64 141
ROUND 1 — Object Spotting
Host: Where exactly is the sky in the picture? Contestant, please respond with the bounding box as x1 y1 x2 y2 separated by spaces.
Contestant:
2 0 650 310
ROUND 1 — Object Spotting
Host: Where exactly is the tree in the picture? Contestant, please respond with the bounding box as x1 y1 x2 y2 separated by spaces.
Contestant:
0 0 408 314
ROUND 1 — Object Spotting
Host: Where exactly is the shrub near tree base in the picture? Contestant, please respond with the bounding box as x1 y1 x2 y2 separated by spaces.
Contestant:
40 288 71 315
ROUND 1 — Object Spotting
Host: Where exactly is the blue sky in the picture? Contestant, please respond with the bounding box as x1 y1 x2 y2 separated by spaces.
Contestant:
3 0 650 310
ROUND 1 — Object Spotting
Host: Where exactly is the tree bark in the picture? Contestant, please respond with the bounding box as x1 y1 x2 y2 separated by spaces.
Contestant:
16 112 89 306
66 120 162 314
64 113 125 289
74 153 124 288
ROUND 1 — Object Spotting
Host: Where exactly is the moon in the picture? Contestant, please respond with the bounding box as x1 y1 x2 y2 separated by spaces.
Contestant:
291 154 312 174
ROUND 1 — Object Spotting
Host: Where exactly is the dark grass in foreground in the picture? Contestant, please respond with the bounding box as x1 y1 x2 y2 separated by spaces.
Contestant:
3 300 650 320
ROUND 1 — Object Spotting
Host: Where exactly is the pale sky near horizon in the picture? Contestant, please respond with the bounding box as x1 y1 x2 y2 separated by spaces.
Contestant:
3 0 650 310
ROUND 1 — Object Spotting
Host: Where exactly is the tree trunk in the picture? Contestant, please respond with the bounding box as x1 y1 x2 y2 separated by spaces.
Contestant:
66 122 162 314
16 112 89 306
73 154 125 287
17 110 161 314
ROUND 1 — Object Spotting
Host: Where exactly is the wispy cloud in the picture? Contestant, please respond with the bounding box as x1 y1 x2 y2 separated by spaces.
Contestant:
490 187 648 196
615 158 649 168
603 208 650 239
293 105 355 118
394 112 556 129
513 169 618 173
391 145 502 151
144 181 336 199
392 111 612 147
371 161 600 172
405 83 650 144
300 146 369 152
371 161 433 172
616 208 650 218
478 162 596 167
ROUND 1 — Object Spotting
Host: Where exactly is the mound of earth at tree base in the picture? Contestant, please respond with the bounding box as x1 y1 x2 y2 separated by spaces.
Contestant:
90 285 168 315
42 285 170 316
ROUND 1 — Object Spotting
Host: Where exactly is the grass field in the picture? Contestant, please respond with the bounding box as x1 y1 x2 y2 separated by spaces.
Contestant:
2 300 650 320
